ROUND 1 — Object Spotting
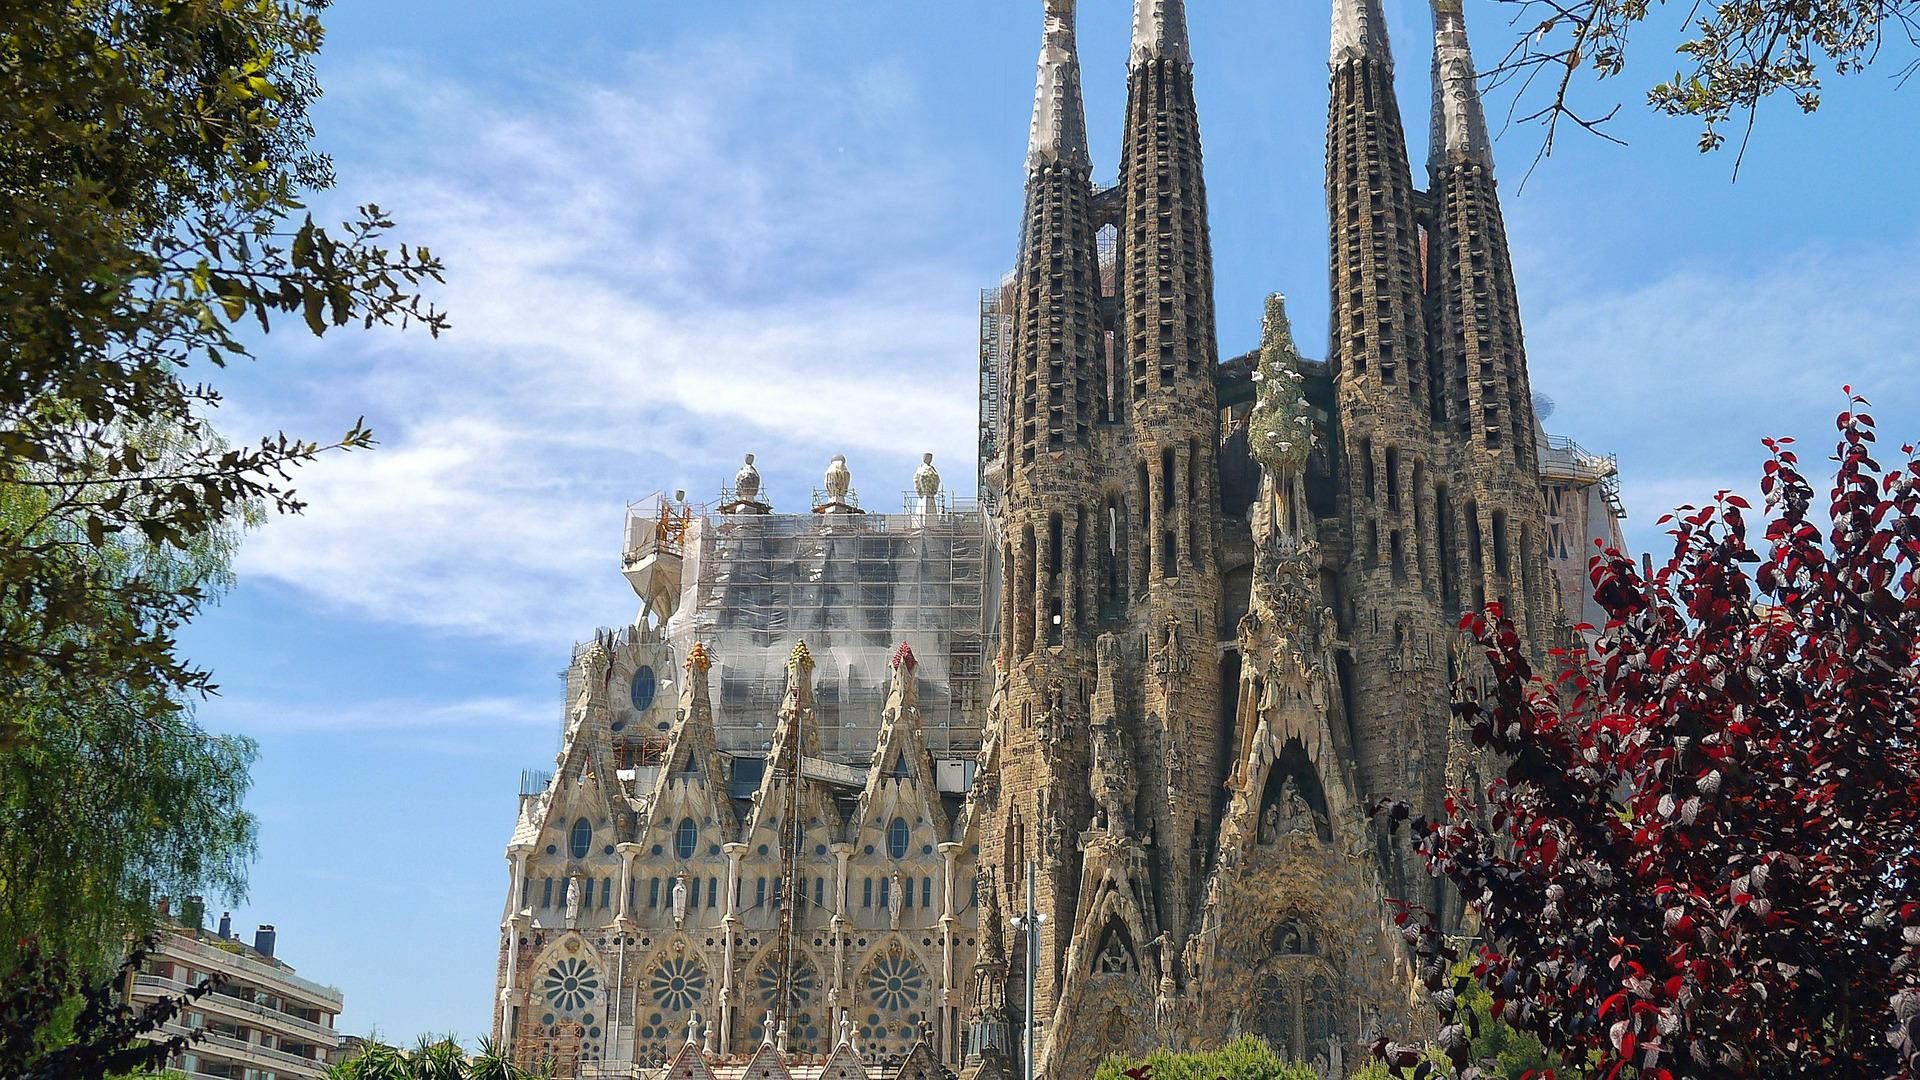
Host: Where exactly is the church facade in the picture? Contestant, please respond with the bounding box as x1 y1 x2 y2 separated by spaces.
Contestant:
490 1 1628 1077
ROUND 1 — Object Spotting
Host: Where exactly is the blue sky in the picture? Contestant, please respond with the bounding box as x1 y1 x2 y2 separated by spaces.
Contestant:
178 0 1920 1045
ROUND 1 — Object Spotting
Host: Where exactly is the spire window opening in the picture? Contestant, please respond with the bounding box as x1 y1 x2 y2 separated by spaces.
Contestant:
1492 511 1511 578
1188 439 1202 565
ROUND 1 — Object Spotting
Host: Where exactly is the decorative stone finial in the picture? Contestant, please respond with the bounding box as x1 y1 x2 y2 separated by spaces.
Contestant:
913 452 941 498
685 640 713 674
824 454 851 500
1249 293 1313 475
761 1010 776 1048
1430 0 1492 169
734 453 762 502
891 642 917 671
1028 0 1090 168
1331 0 1394 70
838 1013 855 1051
686 1011 700 1046
1131 0 1191 68
788 640 813 676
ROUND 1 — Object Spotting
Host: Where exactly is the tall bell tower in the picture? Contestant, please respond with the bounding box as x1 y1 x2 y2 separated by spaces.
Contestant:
984 0 1103 1047
1118 0 1224 972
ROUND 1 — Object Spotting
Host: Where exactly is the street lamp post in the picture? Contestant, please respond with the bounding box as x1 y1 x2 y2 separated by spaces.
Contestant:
1009 860 1046 1080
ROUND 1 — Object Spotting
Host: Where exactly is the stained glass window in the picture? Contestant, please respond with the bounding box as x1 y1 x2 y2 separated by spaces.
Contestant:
887 818 909 859
541 957 600 1015
674 818 697 860
569 818 592 859
630 666 657 711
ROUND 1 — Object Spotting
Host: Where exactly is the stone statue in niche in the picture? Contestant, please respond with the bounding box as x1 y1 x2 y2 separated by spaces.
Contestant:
671 874 688 928
889 870 904 930
1043 683 1067 743
1274 920 1304 954
564 875 581 923
1088 708 1135 836
1096 931 1132 974
1153 612 1190 686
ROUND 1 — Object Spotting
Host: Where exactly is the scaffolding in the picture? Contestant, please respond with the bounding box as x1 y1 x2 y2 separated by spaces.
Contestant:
1541 433 1626 519
663 499 989 762
979 287 1009 493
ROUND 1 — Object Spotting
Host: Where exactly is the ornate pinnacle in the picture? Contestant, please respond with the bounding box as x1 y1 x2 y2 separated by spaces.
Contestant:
891 641 917 671
1130 0 1191 69
1430 0 1492 169
1331 0 1394 70
1027 0 1090 168
685 641 713 673
787 640 813 677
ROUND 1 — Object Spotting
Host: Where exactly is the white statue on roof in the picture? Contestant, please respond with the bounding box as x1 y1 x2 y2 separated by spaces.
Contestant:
734 453 762 502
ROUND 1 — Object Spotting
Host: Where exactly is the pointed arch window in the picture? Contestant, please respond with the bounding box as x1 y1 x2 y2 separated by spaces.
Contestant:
569 818 592 859
674 818 698 861
887 818 910 860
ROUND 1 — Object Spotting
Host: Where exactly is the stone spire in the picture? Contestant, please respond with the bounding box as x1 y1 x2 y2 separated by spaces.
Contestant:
1116 0 1224 1042
1027 0 1089 169
1430 0 1492 169
1331 0 1393 69
1327 0 1448 904
1426 0 1560 655
1130 0 1190 68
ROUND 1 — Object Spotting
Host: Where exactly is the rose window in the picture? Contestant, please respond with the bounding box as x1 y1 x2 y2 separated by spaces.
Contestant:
865 951 925 1013
540 957 599 1015
756 955 821 1047
649 953 708 1015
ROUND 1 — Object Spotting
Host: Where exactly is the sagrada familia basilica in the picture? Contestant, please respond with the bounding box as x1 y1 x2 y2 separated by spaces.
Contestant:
490 1 1630 1076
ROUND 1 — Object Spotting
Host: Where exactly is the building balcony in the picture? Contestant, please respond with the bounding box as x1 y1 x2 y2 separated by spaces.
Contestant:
151 1022 331 1079
133 974 341 1045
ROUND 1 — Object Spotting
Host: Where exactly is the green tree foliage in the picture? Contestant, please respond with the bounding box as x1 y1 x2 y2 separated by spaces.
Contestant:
0 440 259 974
0 0 444 971
1453 980 1575 1079
0 937 212 1080
1093 1036 1325 1080
1491 0 1919 158
327 1036 542 1080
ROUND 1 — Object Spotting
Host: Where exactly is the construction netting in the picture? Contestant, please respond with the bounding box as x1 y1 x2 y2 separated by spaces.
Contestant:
662 503 989 762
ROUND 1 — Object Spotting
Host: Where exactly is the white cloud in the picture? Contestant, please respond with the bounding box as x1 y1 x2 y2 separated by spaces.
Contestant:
227 37 989 646
1524 237 1920 553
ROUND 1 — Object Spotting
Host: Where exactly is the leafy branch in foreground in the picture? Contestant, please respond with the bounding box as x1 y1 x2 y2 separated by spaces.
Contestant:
0 938 212 1080
1485 0 1920 165
1374 394 1920 1078
1 0 445 971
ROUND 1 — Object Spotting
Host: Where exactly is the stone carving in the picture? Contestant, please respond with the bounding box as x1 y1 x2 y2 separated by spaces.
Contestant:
671 874 688 928
734 453 762 502
889 870 904 930
913 453 941 497
1088 709 1135 836
564 875 581 922
824 455 851 500
1153 612 1190 687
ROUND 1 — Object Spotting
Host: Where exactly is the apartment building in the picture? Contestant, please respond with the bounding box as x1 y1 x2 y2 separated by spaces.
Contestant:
130 901 344 1080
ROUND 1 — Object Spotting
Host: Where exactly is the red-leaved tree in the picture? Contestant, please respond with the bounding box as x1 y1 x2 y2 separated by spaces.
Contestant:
1375 396 1920 1079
